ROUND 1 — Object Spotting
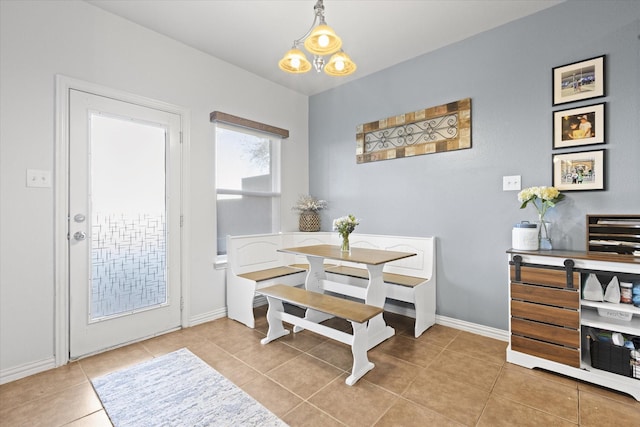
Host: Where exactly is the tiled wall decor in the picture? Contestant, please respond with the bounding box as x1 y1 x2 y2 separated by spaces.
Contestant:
356 98 471 163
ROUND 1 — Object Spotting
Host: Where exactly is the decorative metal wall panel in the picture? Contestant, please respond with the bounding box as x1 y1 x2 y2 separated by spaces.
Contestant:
356 98 471 163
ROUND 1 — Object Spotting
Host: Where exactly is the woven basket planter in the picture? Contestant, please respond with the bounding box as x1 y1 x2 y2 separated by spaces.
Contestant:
299 212 321 232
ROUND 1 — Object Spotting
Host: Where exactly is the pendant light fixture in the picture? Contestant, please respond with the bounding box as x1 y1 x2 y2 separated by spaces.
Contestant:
278 0 356 77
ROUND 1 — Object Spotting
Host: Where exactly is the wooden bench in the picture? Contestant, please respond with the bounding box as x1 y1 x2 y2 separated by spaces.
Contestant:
226 232 436 336
226 234 308 328
258 284 382 386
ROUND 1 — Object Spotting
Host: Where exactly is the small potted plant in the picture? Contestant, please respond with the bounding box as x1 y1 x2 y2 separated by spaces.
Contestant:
292 194 327 232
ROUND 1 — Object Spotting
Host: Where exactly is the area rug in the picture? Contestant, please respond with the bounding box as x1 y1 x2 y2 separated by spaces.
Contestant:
91 348 287 427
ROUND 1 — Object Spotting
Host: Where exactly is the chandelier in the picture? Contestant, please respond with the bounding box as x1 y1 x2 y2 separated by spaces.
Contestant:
278 0 356 77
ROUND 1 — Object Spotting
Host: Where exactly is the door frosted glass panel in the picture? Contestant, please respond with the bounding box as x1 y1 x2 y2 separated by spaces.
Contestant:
90 114 167 320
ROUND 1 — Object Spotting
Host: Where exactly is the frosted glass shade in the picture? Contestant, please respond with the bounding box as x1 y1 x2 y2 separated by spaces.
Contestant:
278 48 312 73
303 24 342 55
324 51 357 76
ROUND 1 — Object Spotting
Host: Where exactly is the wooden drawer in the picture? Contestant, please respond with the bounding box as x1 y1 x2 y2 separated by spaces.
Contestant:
511 300 579 329
511 317 580 348
510 265 580 289
511 335 580 368
510 283 579 309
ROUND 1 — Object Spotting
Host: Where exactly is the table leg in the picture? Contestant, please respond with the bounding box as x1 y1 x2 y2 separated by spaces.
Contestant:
365 264 395 349
345 321 375 386
294 255 331 332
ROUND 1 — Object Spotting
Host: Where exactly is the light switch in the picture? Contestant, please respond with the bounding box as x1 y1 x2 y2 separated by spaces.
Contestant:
26 169 52 188
502 175 521 191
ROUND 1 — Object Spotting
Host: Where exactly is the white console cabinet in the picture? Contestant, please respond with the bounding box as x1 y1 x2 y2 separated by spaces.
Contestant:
507 249 640 401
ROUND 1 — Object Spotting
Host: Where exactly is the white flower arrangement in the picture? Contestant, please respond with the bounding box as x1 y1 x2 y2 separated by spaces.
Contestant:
292 194 328 213
517 186 565 218
333 214 359 237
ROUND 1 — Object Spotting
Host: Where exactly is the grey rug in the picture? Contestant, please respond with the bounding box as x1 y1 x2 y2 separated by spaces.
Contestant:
91 348 287 427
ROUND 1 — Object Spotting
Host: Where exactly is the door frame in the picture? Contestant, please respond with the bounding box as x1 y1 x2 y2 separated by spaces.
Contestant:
54 75 191 366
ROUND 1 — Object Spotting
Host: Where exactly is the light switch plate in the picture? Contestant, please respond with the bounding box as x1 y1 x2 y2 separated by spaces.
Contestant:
26 169 52 188
503 175 521 191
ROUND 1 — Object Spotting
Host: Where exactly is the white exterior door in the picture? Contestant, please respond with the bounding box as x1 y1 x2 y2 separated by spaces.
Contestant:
69 89 182 358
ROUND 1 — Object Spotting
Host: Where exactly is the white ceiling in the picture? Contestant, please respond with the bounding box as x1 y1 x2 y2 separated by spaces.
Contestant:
86 0 563 96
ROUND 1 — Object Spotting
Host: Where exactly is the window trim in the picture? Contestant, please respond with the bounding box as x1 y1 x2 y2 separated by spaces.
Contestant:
213 114 286 260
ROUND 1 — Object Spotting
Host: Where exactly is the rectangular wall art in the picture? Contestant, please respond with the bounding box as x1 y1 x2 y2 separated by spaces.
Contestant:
355 98 471 164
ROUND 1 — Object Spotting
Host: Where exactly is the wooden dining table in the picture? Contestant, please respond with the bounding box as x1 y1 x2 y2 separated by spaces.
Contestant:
278 244 416 349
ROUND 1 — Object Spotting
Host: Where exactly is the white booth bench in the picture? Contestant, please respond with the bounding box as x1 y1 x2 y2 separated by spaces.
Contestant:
226 232 436 337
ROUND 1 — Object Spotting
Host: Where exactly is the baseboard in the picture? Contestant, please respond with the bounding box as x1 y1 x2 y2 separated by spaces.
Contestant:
383 301 508 341
435 314 509 342
0 357 56 385
189 307 227 327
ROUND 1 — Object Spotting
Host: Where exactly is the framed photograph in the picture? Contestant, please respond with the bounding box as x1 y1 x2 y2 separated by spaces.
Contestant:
553 149 605 191
552 55 605 106
553 103 605 149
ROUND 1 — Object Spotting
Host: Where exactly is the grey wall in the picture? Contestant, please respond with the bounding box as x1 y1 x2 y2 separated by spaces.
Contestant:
309 0 640 331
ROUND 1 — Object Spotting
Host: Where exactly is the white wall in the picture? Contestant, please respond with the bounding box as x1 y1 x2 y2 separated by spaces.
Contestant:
0 0 309 380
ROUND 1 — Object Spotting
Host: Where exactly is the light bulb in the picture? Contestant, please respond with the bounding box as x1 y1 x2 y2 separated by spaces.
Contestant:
318 34 329 48
291 57 300 69
334 59 344 71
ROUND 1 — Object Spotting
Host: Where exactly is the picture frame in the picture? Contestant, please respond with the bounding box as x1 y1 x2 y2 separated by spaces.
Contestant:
552 55 605 106
553 103 605 149
552 149 605 191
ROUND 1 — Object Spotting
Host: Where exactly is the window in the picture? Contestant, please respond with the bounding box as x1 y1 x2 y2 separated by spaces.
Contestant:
215 123 281 256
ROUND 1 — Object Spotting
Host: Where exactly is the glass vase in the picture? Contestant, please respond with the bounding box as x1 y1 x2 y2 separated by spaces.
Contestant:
340 233 350 253
537 216 552 250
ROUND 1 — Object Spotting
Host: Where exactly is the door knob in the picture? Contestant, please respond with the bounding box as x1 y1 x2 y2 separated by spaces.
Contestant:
73 231 86 241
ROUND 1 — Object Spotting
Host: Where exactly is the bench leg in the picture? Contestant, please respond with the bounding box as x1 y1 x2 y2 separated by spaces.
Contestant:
345 321 375 386
413 282 436 338
260 296 290 345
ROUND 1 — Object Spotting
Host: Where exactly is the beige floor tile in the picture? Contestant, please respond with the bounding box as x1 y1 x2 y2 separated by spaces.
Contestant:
139 327 204 356
282 402 344 427
374 334 444 368
446 331 507 366
0 362 87 409
65 410 113 427
375 398 464 427
504 362 578 389
78 343 152 379
363 352 423 395
417 323 461 348
477 395 577 427
309 375 397 427
267 354 343 399
235 339 303 373
277 329 329 352
0 382 101 427
306 339 353 371
579 389 640 426
492 365 579 423
188 340 261 386
402 368 490 425
204 323 266 355
429 349 503 392
240 375 303 417
577 380 640 406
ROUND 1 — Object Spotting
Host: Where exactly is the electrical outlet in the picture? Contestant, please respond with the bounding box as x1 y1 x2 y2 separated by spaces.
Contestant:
503 175 521 191
26 169 52 188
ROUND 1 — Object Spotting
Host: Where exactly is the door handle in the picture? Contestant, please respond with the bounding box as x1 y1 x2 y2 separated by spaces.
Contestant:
73 231 86 241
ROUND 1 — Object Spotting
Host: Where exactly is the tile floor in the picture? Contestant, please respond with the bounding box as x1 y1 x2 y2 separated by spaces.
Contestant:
1 307 638 426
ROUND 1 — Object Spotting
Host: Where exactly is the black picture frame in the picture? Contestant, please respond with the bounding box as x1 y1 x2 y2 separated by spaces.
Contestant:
552 149 605 191
552 55 605 106
553 103 605 149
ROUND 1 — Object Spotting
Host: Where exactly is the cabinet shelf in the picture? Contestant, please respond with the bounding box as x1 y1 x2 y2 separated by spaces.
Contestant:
581 306 639 335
